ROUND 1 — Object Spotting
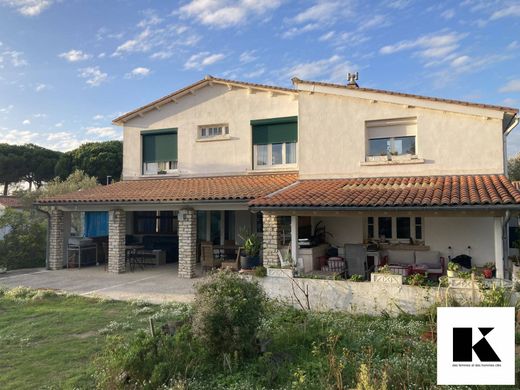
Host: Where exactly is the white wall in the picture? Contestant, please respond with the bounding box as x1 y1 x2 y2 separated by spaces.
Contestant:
311 216 363 247
298 92 505 179
122 84 297 179
424 216 496 266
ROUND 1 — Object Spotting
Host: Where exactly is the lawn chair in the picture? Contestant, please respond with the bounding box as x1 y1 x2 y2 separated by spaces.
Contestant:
201 243 222 272
221 246 242 271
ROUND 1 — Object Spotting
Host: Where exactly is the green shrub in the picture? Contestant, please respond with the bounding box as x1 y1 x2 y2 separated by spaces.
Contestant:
192 270 267 364
0 209 46 270
480 284 513 307
349 274 364 282
253 266 267 277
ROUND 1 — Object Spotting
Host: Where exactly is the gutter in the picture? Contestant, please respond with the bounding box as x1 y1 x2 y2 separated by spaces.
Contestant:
35 199 252 207
250 205 520 212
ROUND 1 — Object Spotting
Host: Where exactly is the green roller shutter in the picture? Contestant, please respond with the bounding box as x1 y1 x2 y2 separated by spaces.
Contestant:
142 130 177 163
251 117 298 145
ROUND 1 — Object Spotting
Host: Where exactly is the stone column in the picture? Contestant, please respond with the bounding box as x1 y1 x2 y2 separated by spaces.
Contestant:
178 208 197 278
262 213 282 267
48 208 65 270
108 209 126 274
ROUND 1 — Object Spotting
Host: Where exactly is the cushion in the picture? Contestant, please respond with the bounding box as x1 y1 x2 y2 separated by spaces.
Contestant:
387 250 415 265
415 251 440 267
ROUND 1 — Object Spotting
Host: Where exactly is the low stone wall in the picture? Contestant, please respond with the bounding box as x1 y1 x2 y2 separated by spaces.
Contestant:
256 275 482 316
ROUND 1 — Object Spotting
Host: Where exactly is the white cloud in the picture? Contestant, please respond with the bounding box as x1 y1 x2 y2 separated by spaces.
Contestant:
137 13 163 29
54 122 63 127
319 31 335 41
441 8 455 19
244 67 265 78
86 126 119 138
33 113 46 118
0 129 38 144
45 131 84 151
0 104 14 114
179 0 282 28
184 52 225 70
150 51 173 60
0 0 53 16
285 55 356 83
292 1 345 24
1 50 28 67
92 114 104 120
385 0 411 9
78 66 108 87
59 49 91 62
499 79 520 93
450 55 470 68
357 14 389 31
125 67 151 79
490 4 520 20
507 41 520 50
22 119 30 125
239 50 257 64
282 23 320 39
35 83 47 92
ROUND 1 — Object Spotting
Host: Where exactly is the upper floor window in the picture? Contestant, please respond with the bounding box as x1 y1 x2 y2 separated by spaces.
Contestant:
199 124 229 139
142 129 178 175
366 118 417 162
251 116 298 169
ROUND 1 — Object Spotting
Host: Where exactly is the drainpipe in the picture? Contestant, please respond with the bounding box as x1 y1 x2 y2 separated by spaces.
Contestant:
503 210 512 279
503 115 519 177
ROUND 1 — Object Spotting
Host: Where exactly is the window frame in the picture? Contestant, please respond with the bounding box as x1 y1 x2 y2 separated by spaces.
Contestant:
367 135 416 158
141 129 178 176
253 141 298 170
366 216 424 243
365 117 418 162
198 124 230 140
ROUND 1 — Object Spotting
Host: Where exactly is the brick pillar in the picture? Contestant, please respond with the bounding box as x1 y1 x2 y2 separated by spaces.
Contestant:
108 209 126 274
48 208 65 270
262 213 282 267
178 208 197 278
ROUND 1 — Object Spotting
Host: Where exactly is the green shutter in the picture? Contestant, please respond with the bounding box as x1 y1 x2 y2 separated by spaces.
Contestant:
142 130 177 163
251 117 298 145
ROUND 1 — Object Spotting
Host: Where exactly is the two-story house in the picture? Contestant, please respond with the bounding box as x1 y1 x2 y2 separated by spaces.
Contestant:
38 75 520 280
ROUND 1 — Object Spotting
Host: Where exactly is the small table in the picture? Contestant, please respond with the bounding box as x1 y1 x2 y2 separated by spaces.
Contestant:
125 245 145 272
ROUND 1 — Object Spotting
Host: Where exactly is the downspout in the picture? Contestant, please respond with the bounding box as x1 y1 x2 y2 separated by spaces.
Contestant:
503 115 519 177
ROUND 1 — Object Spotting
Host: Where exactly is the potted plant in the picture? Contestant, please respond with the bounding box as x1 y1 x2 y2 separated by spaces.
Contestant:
447 261 460 278
239 232 262 269
482 262 495 279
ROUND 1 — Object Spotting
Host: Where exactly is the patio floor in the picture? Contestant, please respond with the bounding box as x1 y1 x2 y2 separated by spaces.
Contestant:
0 264 202 304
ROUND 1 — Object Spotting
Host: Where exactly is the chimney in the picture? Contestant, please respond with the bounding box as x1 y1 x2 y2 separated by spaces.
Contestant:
347 72 359 88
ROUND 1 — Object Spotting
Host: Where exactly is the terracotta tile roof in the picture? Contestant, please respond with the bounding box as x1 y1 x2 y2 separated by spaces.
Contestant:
0 196 23 208
37 173 298 205
112 76 297 124
249 175 520 209
292 78 519 114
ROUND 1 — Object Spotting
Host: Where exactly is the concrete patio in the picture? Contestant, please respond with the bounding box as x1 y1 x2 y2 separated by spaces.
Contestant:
0 264 200 304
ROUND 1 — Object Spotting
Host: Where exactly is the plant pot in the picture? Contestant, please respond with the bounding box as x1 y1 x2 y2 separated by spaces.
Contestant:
483 268 493 279
240 255 260 270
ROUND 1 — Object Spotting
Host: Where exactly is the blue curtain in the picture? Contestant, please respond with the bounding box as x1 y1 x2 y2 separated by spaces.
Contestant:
84 212 109 237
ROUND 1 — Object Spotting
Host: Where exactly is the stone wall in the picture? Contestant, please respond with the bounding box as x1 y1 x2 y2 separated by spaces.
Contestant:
262 213 282 267
256 275 484 315
108 209 126 273
48 208 64 270
178 208 197 278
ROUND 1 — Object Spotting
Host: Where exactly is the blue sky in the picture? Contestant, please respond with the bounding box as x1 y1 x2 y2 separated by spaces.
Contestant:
0 0 520 154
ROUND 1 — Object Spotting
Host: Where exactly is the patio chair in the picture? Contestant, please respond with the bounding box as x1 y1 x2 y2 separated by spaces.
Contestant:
221 246 242 271
201 243 222 272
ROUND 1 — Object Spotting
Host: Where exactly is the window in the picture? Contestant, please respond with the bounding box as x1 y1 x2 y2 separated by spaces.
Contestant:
142 130 178 175
134 211 176 234
199 124 229 139
366 118 417 161
252 116 298 169
366 216 424 242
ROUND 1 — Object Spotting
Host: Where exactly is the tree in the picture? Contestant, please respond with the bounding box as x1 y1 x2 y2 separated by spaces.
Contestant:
508 153 520 181
21 144 62 191
0 144 26 195
55 141 122 184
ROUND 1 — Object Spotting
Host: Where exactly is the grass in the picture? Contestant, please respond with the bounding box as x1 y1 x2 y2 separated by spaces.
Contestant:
0 287 160 389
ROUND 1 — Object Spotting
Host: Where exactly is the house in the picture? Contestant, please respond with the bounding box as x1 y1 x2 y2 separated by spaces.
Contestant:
37 75 520 280
0 196 23 240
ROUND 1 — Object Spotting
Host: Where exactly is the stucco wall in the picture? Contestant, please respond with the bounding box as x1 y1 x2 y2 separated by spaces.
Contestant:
425 216 495 266
297 92 504 179
122 84 297 179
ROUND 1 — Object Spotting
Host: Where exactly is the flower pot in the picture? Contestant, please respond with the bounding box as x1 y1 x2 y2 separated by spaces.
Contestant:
240 255 260 270
483 268 493 279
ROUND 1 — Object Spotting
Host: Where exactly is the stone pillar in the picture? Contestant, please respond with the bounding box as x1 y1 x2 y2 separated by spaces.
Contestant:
262 213 282 267
178 208 197 278
108 209 126 274
48 208 65 270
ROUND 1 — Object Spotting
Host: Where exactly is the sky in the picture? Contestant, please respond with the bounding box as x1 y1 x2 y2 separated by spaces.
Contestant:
0 0 520 154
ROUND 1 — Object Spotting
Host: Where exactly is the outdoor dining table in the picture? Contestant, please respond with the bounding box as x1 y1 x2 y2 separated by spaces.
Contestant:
125 244 145 272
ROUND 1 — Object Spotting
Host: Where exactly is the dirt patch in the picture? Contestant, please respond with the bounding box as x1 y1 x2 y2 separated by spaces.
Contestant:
72 331 98 339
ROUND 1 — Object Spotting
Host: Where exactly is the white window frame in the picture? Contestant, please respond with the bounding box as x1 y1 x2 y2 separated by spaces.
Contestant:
198 124 230 140
143 160 178 175
365 117 418 162
366 216 424 243
253 142 298 170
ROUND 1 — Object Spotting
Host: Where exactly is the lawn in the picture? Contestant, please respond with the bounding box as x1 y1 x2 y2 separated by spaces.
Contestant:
0 287 161 389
